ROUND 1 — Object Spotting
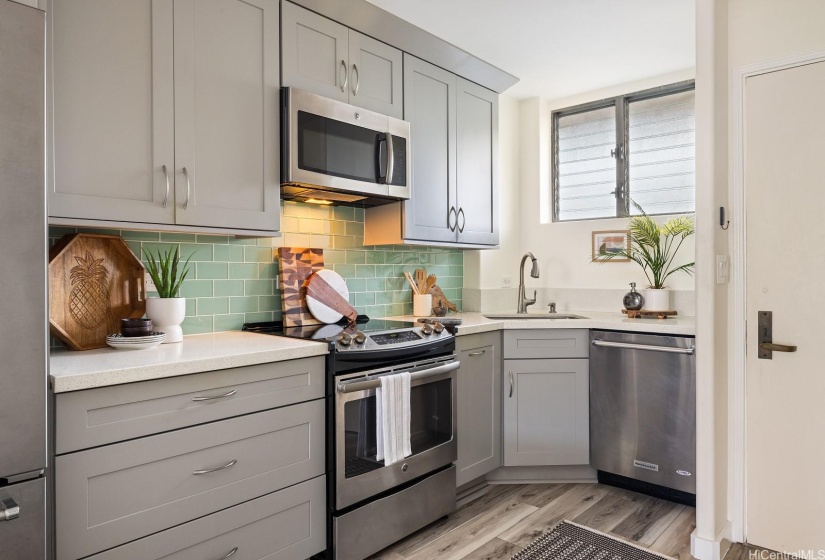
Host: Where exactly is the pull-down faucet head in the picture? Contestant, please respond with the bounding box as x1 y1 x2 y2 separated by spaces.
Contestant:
519 252 539 284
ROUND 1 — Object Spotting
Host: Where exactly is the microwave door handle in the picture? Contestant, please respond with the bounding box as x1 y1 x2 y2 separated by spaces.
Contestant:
385 133 395 185
376 134 388 183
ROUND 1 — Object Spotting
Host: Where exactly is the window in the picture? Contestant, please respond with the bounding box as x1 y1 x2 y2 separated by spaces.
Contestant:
552 81 695 222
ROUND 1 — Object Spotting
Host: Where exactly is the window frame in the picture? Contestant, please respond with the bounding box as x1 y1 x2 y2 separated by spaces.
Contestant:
551 80 696 222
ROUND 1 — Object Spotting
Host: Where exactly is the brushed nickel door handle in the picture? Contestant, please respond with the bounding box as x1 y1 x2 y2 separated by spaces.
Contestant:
215 547 238 560
192 389 237 402
182 166 191 210
468 350 486 356
161 164 169 208
339 59 348 92
509 370 514 398
193 459 237 475
457 207 466 233
759 342 797 353
448 206 457 231
351 63 359 95
758 310 798 359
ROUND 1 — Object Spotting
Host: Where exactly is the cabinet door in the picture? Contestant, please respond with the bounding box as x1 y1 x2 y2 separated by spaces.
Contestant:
47 0 175 225
402 54 457 243
456 333 501 487
456 78 499 245
503 359 589 466
348 30 403 119
173 0 279 232
281 1 348 103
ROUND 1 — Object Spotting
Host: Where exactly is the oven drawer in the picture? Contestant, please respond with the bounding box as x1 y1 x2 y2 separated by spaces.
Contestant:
503 329 589 359
55 400 325 560
55 356 325 453
87 475 326 560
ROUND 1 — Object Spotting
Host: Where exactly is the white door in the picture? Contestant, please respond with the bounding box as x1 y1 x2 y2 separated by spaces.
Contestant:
173 0 280 232
745 60 825 552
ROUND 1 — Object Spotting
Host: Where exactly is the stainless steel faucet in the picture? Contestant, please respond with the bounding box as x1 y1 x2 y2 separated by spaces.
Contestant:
517 252 539 314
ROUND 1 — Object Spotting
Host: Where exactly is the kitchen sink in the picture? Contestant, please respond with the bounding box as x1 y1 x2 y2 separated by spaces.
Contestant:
483 313 588 320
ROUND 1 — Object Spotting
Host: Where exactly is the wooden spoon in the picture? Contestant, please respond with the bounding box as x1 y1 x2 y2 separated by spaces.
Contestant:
425 274 437 293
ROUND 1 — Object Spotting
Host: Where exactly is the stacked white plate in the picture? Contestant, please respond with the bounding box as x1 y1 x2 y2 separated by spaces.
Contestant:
106 332 166 350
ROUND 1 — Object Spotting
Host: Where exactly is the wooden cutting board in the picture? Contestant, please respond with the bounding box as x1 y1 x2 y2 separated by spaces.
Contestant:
49 234 146 350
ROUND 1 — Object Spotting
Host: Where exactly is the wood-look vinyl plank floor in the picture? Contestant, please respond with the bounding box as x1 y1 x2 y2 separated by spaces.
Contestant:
368 482 698 560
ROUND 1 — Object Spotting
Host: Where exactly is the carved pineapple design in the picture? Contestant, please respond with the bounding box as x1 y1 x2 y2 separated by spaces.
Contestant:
69 251 110 329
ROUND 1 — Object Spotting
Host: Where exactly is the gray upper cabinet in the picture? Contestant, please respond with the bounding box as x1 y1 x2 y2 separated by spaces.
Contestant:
456 332 501 487
503 358 590 467
281 2 403 118
47 0 280 234
173 0 280 231
456 78 498 245
402 54 457 244
47 0 175 225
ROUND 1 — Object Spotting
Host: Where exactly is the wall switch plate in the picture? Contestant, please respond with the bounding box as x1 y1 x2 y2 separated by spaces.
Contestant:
144 271 157 294
716 255 730 284
501 276 513 288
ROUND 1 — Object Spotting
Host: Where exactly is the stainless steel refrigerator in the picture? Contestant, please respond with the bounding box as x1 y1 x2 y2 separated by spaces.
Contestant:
0 0 48 557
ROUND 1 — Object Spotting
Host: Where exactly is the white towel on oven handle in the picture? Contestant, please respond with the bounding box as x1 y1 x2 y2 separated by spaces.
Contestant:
375 371 411 465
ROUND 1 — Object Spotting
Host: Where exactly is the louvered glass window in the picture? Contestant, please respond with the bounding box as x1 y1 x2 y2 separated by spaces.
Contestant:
552 82 695 221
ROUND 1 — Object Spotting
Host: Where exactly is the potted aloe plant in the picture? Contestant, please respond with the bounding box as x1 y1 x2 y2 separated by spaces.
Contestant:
143 246 192 343
598 202 695 311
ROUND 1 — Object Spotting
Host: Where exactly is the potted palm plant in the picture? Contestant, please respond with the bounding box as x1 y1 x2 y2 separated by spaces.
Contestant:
598 203 695 311
143 246 192 343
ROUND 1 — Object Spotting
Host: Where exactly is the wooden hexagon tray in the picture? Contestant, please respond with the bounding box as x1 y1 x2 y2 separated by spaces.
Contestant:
49 234 146 350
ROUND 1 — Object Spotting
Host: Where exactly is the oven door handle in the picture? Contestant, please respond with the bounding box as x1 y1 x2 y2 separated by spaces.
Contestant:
337 360 460 394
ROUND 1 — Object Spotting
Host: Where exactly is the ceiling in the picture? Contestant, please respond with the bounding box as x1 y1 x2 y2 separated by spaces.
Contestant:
366 0 696 100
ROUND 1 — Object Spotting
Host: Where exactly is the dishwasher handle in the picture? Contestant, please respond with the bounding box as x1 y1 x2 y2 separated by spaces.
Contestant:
591 339 695 355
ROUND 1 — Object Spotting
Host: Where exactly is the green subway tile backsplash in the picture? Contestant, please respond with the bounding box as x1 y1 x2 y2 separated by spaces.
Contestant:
48 201 463 341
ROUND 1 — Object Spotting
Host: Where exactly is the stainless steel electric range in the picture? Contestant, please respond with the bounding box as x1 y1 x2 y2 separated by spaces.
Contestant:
243 317 459 560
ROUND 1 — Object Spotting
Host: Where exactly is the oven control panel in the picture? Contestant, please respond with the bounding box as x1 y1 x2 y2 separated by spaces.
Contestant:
336 324 451 351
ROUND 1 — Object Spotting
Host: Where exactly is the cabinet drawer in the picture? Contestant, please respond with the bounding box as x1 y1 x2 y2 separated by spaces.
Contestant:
88 475 326 560
55 356 325 453
55 400 325 560
503 329 589 359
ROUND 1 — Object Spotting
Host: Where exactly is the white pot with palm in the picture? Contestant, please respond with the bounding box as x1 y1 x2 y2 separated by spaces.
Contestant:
596 202 695 313
143 247 192 343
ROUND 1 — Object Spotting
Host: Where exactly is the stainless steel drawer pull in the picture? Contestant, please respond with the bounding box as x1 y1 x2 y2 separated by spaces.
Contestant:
193 459 237 475
215 547 238 560
468 350 486 356
338 360 460 393
508 370 514 398
192 389 237 402
183 166 191 210
591 339 695 355
339 59 348 92
0 497 19 522
161 164 169 208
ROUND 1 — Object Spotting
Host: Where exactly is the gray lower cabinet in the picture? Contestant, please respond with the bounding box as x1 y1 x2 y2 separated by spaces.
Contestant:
456 332 501 486
86 475 326 560
47 0 280 234
503 358 590 466
54 356 325 454
281 1 403 118
55 399 325 560
364 54 499 248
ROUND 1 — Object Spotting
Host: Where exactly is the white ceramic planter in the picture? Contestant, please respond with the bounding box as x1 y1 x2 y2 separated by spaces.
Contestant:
642 289 671 312
145 297 186 343
413 294 433 317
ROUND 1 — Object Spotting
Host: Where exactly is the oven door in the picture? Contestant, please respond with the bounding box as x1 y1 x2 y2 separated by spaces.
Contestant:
335 356 458 510
282 88 410 200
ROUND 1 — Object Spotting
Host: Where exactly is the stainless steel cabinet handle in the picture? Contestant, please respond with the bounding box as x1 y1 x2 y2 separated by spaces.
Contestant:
0 497 19 522
457 207 466 233
338 360 460 393
508 370 514 398
161 164 169 208
192 459 237 475
192 389 237 402
351 63 359 95
182 167 191 210
385 132 394 185
339 59 348 92
468 350 486 356
215 547 238 560
591 339 695 355
448 206 457 231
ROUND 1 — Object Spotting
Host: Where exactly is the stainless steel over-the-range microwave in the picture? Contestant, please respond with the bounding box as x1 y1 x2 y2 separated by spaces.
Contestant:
281 87 411 207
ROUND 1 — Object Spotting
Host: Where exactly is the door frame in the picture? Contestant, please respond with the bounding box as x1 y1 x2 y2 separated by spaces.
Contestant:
730 47 825 544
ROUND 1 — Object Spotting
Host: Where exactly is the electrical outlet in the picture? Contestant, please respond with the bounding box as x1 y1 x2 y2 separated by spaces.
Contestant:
144 271 158 294
716 255 730 284
501 276 513 288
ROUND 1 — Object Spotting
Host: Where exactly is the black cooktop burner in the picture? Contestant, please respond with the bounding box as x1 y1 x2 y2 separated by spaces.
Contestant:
243 316 417 342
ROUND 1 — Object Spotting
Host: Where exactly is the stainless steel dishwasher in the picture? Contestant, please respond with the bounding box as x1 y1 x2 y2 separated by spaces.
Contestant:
589 330 696 501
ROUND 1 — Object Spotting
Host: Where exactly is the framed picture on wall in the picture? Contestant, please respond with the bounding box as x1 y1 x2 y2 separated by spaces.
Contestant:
592 230 630 262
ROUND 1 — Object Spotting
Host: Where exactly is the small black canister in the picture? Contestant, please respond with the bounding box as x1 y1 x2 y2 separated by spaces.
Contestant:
623 282 644 310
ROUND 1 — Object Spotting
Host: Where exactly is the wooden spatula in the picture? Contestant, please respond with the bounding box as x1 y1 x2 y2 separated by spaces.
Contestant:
425 274 437 293
415 269 427 295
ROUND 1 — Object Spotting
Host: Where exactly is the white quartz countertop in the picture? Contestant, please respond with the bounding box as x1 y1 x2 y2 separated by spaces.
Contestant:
387 311 696 337
50 331 329 393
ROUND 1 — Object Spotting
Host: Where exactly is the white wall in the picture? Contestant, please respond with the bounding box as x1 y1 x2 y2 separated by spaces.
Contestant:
517 68 697 293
